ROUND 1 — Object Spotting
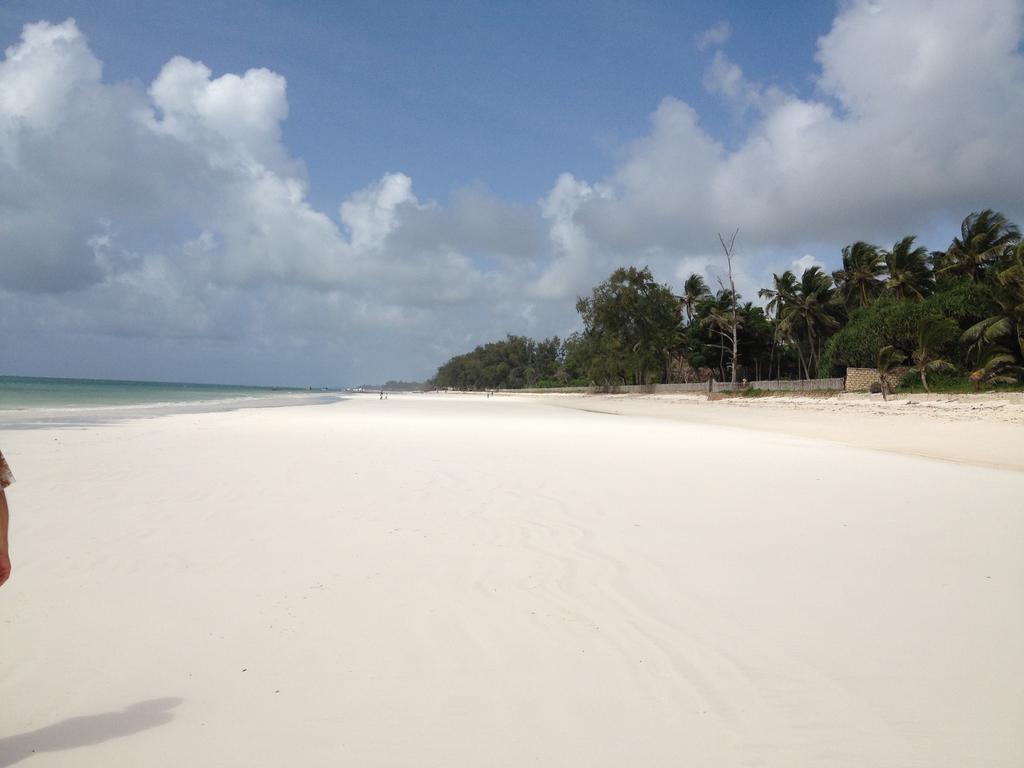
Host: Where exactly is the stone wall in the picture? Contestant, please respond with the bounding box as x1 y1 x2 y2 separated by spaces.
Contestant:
844 366 911 392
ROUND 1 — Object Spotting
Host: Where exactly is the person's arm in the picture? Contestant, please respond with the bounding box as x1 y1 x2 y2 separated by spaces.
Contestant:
0 489 10 587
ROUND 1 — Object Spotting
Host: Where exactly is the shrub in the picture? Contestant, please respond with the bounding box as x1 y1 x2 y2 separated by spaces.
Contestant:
821 283 993 375
821 298 933 372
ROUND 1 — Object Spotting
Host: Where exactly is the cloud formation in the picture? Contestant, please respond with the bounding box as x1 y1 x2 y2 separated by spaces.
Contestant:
0 20 542 381
571 0 1024 259
695 21 732 52
1 1 1023 384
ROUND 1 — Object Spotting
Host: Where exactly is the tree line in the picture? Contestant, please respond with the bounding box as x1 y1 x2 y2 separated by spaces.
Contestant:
431 209 1024 392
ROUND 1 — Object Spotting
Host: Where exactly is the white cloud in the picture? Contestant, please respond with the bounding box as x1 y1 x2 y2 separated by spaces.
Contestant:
703 50 786 116
0 19 100 145
147 56 291 172
0 19 555 383
696 21 732 51
530 173 613 299
791 254 824 275
340 172 420 252
567 0 1024 258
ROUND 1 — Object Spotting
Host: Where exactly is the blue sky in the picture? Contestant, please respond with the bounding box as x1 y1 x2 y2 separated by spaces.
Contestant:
0 1 1022 386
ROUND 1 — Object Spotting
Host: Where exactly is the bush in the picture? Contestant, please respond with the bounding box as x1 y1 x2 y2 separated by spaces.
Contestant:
820 282 999 376
923 281 997 326
821 298 934 373
896 370 1020 393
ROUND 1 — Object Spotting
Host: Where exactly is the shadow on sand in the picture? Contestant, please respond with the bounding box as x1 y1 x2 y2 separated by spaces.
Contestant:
0 698 182 767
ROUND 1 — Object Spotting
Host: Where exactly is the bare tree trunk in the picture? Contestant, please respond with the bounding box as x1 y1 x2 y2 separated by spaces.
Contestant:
718 230 740 385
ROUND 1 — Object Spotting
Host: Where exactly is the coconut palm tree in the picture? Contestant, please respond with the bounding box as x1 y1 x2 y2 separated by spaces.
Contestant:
833 241 885 309
758 270 798 320
939 209 1020 283
961 242 1024 364
737 302 773 380
779 267 841 379
680 273 710 325
912 317 956 392
969 352 1021 391
997 242 1024 360
758 270 798 379
883 236 934 300
876 345 904 401
700 289 743 381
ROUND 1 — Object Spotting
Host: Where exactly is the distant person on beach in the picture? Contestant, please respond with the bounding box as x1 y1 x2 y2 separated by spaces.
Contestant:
0 449 13 587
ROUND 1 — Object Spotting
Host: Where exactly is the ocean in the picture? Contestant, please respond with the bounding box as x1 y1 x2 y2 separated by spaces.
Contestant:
0 375 303 410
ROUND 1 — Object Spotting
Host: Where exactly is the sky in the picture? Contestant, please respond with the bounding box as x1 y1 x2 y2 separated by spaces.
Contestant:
1 1 1022 387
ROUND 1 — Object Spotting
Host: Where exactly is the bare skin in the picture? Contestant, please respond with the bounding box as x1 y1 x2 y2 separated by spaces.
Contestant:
0 489 10 587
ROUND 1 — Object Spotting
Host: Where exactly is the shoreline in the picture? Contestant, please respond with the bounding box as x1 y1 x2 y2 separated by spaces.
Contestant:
0 391 346 430
6 386 1020 470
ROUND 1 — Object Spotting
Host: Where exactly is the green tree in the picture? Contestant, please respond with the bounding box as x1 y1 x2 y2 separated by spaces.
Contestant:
758 270 797 320
699 289 743 381
960 242 1024 367
883 236 934 300
680 273 710 325
576 266 682 385
939 209 1020 283
759 270 798 379
876 345 904 401
779 267 841 378
969 353 1021 391
834 241 885 309
995 243 1024 361
431 335 569 390
912 317 957 392
737 302 774 381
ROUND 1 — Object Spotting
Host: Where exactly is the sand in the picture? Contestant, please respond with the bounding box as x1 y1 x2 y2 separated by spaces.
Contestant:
522 390 1024 472
1 393 1022 766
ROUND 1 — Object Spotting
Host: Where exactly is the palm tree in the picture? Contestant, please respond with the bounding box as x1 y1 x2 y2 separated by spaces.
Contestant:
778 267 841 379
996 242 1024 360
700 289 743 381
960 242 1024 364
759 270 798 379
883 236 934 300
758 270 798 320
912 317 956 392
969 352 1021 391
939 209 1020 283
681 273 710 325
833 241 885 309
737 302 774 381
876 345 904 401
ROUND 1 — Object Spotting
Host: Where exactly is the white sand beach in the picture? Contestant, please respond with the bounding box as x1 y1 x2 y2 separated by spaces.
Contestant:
2 393 1022 767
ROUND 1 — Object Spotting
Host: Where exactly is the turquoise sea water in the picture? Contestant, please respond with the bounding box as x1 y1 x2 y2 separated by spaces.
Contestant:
0 375 302 410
